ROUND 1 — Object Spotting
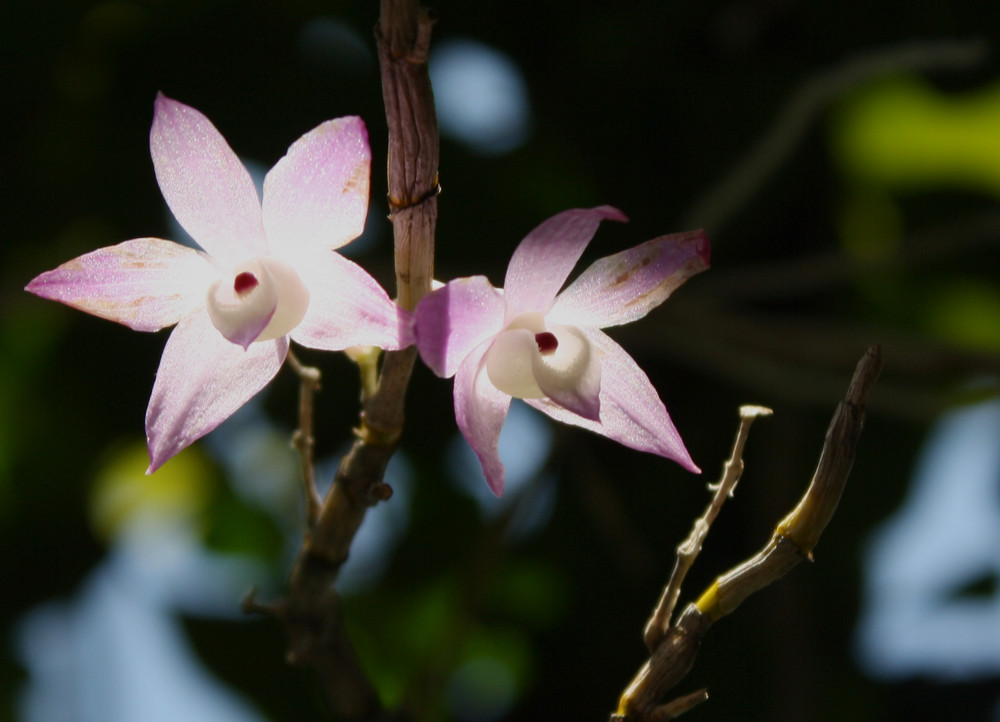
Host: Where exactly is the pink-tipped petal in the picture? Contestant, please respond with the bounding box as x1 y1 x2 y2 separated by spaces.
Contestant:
454 341 512 496
150 94 266 266
262 116 371 254
289 251 411 351
415 276 505 378
525 329 699 472
25 238 217 332
549 230 710 329
145 310 289 472
503 206 627 319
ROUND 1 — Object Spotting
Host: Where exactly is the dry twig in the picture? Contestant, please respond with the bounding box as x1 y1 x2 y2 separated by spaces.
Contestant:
613 344 882 721
643 405 773 651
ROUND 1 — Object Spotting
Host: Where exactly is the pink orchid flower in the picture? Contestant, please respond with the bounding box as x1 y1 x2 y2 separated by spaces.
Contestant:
415 206 709 496
26 94 410 472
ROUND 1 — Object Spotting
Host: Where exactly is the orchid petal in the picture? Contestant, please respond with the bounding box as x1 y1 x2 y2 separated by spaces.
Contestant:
454 341 512 496
532 324 601 421
150 93 266 266
525 328 698 472
145 310 288 472
25 238 216 332
549 230 710 328
262 116 371 254
503 206 627 319
415 276 505 378
289 251 411 351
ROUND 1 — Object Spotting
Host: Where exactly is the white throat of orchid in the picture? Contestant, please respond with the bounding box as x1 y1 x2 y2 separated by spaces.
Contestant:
485 311 594 399
206 256 309 348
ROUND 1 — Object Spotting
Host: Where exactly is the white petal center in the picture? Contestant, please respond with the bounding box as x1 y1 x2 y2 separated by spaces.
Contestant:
206 255 309 345
532 324 591 394
485 312 593 399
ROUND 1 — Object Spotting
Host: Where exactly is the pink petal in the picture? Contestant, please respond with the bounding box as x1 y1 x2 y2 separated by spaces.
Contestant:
454 341 512 496
414 276 505 378
262 117 371 254
25 238 216 332
145 310 289 472
150 94 266 267
503 206 627 320
289 251 412 351
549 230 709 329
525 329 699 472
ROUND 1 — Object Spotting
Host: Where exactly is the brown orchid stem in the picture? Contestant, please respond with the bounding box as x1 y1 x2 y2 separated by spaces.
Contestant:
613 345 882 721
257 1 438 719
378 0 438 314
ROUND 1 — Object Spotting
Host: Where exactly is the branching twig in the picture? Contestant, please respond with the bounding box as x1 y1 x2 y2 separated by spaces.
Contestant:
613 345 882 721
643 405 772 651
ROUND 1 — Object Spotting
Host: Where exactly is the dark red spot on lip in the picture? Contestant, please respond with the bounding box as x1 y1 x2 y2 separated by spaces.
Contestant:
233 272 259 295
535 331 558 354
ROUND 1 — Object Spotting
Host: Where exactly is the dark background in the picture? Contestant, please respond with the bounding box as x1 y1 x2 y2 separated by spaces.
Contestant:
3 1 1000 720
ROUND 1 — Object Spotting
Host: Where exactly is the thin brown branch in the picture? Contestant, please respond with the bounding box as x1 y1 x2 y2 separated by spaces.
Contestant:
613 345 882 721
694 209 1000 306
643 405 772 651
773 344 882 555
253 1 439 719
684 39 988 236
287 349 323 526
631 300 998 421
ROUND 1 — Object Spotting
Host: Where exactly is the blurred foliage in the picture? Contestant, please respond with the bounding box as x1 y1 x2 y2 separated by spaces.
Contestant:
923 279 1000 353
2 1 1000 722
835 77 1000 194
834 75 1000 354
88 441 212 543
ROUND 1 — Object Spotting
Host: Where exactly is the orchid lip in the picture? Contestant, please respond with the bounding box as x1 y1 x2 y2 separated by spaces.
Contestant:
485 312 594 401
206 255 309 347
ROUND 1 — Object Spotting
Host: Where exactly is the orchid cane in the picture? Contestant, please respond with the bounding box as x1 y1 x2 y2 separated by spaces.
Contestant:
414 206 710 496
26 94 411 472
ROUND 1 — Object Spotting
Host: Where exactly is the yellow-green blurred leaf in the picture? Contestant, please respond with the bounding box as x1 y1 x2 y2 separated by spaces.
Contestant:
89 439 213 542
833 76 1000 195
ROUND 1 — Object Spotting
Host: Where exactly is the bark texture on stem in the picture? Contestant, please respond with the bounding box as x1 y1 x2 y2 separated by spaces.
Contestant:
260 2 439 719
378 0 438 313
